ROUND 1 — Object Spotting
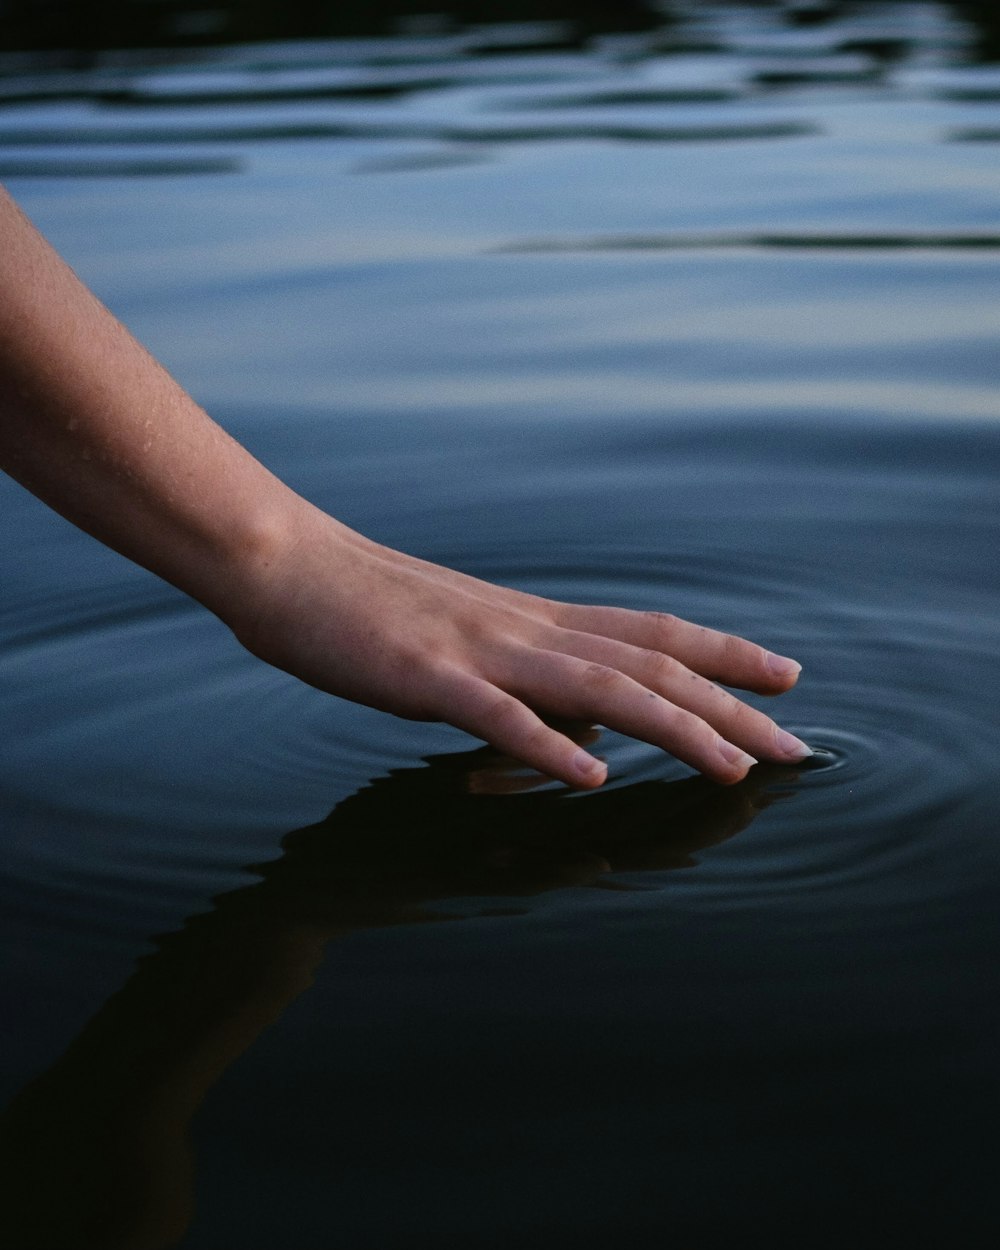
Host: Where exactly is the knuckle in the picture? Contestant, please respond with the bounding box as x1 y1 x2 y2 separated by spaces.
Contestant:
719 630 747 663
476 702 545 765
642 610 680 642
668 706 722 763
581 661 625 694
528 594 561 625
480 695 547 759
684 705 716 742
638 648 684 685
655 698 700 737
521 720 557 755
727 696 763 733
483 691 527 735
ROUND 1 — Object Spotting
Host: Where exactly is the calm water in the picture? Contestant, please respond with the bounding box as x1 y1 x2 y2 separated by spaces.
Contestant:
2 4 1000 1246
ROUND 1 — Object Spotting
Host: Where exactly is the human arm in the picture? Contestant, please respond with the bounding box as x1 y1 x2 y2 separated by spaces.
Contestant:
0 186 810 788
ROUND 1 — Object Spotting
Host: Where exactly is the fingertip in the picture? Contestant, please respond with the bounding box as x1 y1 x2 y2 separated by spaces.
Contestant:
765 651 802 684
716 738 758 783
570 748 608 789
774 727 813 762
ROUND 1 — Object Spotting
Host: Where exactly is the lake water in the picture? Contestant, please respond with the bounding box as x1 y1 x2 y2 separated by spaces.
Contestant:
2 4 1000 1246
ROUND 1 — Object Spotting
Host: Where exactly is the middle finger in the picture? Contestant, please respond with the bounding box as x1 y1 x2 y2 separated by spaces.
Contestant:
544 626 812 765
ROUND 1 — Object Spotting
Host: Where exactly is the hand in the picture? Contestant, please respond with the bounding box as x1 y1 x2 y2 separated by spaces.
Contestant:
0 188 808 790
231 502 811 789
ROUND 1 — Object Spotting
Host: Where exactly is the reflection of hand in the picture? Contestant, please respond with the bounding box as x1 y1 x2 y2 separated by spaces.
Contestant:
233 512 811 790
276 738 800 923
0 744 802 1250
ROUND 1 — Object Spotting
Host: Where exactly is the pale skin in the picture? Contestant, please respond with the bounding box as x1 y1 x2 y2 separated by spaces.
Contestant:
0 186 811 787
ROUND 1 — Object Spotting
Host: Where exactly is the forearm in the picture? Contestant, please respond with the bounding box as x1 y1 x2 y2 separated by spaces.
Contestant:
0 186 318 621
0 186 809 787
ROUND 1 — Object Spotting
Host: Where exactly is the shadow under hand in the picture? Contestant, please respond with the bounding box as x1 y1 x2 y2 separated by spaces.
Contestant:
0 742 800 1250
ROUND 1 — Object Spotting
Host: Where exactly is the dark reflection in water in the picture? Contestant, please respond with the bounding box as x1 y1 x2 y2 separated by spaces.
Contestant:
3 2 1000 1246
0 746 794 1250
0 120 820 145
97 79 461 107
500 231 1000 252
0 158 242 178
502 88 745 108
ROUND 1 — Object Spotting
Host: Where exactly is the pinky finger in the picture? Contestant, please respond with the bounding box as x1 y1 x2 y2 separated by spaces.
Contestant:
435 668 608 789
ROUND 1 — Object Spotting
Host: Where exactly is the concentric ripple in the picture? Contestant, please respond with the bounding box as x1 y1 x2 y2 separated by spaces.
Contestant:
420 527 1000 908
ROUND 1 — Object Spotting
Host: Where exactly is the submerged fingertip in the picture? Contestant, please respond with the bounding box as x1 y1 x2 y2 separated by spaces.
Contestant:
775 728 813 761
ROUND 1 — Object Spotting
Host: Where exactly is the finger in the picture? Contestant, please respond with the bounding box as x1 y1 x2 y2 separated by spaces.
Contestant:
504 649 758 785
465 725 602 794
434 667 608 789
550 604 801 694
542 628 811 764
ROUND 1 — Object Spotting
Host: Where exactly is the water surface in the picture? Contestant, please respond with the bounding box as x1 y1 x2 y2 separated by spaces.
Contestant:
2 5 999 1246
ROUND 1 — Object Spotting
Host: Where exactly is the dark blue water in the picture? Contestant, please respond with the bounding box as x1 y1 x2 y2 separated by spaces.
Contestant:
2 5 1000 1246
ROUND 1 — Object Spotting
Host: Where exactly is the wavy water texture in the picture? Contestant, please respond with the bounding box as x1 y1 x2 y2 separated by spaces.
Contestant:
2 5 1000 1248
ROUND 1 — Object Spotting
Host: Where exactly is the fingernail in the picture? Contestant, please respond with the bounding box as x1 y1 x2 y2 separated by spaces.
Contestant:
572 749 607 785
766 651 802 679
717 739 758 770
775 728 813 761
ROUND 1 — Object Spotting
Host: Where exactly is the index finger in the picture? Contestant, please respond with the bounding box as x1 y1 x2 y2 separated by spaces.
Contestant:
550 604 801 695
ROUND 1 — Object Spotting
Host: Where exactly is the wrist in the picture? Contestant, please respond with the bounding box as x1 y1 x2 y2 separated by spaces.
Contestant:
202 483 370 658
